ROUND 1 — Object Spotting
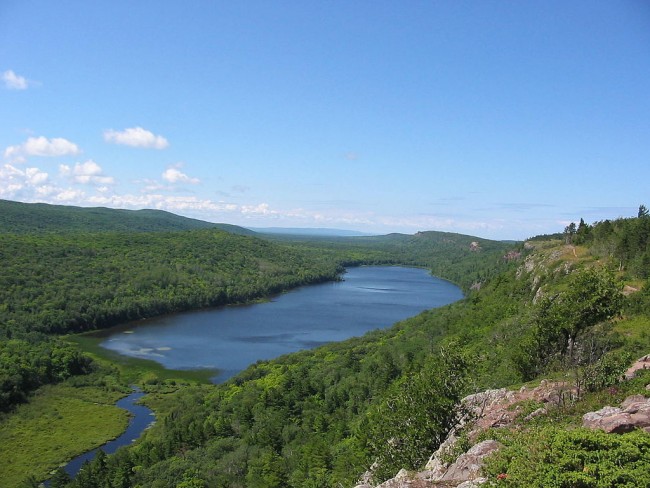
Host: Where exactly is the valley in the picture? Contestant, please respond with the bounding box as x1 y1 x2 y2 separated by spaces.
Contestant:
0 200 648 487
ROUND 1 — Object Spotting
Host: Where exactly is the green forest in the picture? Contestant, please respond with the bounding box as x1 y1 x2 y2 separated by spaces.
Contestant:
1 200 649 487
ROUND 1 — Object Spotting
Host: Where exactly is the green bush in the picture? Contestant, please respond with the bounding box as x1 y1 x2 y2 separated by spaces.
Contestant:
484 427 650 487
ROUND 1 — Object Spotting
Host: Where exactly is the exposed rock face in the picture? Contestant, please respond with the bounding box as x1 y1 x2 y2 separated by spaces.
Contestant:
460 381 574 436
503 250 521 261
369 441 500 488
358 381 574 487
434 440 501 483
625 354 650 379
357 354 650 488
582 394 650 433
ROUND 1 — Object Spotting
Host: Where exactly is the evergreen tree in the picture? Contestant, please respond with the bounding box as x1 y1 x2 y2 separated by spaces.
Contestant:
576 218 590 244
50 467 72 488
564 222 577 244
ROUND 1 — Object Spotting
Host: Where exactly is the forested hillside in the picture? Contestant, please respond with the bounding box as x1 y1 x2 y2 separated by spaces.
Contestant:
0 201 510 423
2 201 648 487
264 231 513 290
0 228 347 413
0 199 254 235
47 212 649 488
0 201 520 486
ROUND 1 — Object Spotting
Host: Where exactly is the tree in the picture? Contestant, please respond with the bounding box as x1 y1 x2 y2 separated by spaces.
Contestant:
564 222 577 244
539 268 623 363
176 470 207 488
19 475 41 488
50 467 72 488
638 204 649 218
575 218 590 244
245 449 287 488
363 346 469 482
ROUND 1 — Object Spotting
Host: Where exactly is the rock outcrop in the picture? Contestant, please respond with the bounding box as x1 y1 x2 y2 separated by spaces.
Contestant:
358 381 578 488
359 355 650 488
362 440 500 488
625 354 650 379
425 440 500 484
582 394 650 433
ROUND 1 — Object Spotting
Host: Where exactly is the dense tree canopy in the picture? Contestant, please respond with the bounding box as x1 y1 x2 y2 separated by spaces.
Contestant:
4 202 649 487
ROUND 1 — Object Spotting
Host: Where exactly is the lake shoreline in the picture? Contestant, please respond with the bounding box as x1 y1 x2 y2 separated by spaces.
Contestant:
97 266 464 383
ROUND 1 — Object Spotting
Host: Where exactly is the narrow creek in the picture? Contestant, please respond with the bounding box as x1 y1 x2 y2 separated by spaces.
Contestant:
52 388 154 481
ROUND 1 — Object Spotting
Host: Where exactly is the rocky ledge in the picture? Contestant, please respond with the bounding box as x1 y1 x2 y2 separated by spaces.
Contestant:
356 354 650 488
582 394 650 434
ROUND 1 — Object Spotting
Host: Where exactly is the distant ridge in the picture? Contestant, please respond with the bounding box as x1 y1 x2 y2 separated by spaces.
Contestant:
249 227 375 237
0 199 256 235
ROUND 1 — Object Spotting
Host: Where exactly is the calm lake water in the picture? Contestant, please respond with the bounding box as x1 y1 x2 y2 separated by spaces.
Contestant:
101 266 463 382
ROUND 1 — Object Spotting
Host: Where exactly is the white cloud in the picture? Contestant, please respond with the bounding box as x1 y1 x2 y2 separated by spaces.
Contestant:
0 164 49 198
86 193 240 216
2 70 29 90
4 136 80 162
0 164 24 198
61 160 115 185
103 127 169 149
25 167 49 185
241 203 276 215
162 167 200 184
59 164 71 176
54 189 86 202
74 160 102 177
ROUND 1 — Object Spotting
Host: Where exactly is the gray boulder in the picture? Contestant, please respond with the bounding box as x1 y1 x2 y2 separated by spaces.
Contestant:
582 395 650 433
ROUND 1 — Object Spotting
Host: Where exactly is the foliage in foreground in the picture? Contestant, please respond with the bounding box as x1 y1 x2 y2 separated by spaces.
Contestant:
361 347 469 482
5 205 650 487
484 428 650 487
62 214 649 488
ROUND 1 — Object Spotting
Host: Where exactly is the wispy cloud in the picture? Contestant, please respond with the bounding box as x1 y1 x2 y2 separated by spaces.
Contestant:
2 70 30 90
162 167 200 184
497 202 557 212
241 203 276 215
4 136 81 163
103 127 169 149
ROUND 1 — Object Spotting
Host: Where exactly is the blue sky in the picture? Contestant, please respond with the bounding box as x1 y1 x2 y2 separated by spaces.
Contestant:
1 1 649 239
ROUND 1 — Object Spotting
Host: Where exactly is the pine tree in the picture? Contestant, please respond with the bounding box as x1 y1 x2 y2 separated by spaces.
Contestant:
50 467 71 488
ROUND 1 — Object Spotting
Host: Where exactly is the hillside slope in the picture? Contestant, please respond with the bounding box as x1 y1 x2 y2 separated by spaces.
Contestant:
48 216 649 488
265 230 515 289
361 216 650 487
0 199 255 235
0 203 522 487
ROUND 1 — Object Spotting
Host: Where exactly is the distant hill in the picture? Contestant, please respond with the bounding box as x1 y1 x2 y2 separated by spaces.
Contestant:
249 227 375 237
0 199 256 235
264 229 518 289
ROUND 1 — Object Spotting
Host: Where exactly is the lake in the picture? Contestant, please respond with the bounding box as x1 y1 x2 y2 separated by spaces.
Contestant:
100 266 464 382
